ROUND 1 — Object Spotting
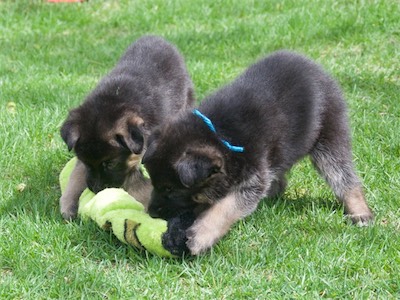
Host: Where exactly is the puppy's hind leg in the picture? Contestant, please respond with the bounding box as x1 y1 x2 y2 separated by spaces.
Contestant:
267 173 287 198
60 159 87 220
310 129 373 225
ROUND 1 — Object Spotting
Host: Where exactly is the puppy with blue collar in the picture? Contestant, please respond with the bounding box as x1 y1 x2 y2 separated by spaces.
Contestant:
142 51 374 255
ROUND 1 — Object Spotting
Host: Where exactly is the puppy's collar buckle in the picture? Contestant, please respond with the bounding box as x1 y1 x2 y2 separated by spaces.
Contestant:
192 109 244 153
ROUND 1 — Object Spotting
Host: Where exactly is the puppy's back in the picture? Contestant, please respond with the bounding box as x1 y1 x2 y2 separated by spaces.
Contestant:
85 35 194 124
216 50 341 112
200 51 347 161
113 36 189 80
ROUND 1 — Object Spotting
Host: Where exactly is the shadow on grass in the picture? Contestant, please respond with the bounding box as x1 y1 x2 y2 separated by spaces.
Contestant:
258 192 343 219
1 156 190 262
1 156 65 222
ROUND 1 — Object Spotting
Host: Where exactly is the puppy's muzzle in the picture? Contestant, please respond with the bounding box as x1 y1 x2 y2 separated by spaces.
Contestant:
148 190 195 220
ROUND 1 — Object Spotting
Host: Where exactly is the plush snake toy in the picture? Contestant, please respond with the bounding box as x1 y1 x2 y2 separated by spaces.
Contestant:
59 157 194 257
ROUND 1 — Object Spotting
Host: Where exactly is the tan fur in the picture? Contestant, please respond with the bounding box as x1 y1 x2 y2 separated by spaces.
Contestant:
118 112 144 130
59 159 87 220
126 153 142 170
193 193 213 204
187 145 224 169
124 178 152 211
123 153 152 210
186 193 243 255
144 50 374 255
108 113 145 148
60 114 152 220
342 186 373 225
60 35 195 220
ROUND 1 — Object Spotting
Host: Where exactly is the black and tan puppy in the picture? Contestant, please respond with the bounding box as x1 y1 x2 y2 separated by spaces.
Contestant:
143 50 374 255
60 35 194 220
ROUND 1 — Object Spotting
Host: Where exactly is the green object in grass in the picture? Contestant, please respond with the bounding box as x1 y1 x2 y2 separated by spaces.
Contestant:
59 157 175 258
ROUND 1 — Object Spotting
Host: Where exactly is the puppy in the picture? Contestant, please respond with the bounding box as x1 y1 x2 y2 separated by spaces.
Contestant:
60 35 194 220
142 50 374 255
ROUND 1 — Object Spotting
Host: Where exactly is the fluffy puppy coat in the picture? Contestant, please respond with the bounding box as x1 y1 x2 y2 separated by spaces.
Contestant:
143 51 373 255
60 35 194 220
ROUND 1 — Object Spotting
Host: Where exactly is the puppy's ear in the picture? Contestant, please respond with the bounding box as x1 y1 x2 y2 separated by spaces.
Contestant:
115 113 149 154
115 123 144 154
175 148 224 188
60 117 80 151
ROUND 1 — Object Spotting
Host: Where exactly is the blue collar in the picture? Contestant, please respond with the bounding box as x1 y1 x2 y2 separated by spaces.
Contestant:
193 109 244 153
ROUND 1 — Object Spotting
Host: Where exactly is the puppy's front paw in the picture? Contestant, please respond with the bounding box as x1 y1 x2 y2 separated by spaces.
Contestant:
59 197 78 221
347 212 374 226
186 222 218 256
161 212 195 256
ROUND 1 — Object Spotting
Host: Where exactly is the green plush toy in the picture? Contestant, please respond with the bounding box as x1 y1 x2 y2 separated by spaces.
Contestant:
60 157 193 258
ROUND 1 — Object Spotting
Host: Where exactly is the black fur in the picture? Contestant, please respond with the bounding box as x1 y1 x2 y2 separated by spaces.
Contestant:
162 211 196 256
60 35 194 193
143 50 373 254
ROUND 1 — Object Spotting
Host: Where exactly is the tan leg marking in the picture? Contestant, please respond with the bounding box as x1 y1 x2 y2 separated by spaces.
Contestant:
186 193 244 255
60 159 87 220
342 186 374 225
124 153 152 211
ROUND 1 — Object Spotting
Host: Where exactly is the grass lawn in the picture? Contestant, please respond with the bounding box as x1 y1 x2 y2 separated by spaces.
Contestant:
1 0 399 298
